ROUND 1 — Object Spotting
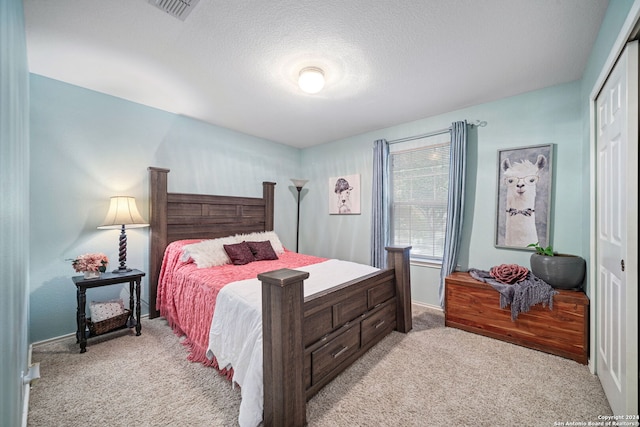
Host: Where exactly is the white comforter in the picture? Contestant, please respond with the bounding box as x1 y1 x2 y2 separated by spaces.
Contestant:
206 259 379 427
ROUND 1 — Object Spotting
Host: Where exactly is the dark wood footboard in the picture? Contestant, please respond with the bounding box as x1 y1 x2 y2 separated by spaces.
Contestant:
260 246 412 427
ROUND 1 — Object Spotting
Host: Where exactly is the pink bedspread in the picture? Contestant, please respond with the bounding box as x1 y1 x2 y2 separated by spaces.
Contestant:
156 240 327 367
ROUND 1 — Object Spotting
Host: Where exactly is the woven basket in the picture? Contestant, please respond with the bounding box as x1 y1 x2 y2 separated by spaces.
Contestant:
88 310 131 336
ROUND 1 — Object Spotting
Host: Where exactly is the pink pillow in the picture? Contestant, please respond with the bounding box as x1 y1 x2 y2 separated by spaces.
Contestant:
223 242 255 265
245 240 279 261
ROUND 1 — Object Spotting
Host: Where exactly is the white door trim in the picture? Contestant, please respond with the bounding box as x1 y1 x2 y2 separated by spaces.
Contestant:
588 0 640 373
589 1 640 102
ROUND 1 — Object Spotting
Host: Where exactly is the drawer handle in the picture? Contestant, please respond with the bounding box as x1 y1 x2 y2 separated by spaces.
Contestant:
374 319 386 329
332 346 349 358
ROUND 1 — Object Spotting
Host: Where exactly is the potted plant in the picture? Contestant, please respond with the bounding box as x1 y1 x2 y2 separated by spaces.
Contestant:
527 243 585 290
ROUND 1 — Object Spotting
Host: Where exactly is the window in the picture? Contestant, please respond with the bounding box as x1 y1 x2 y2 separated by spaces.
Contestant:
390 136 450 262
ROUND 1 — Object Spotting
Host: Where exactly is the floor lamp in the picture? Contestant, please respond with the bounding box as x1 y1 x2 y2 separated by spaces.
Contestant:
290 179 308 253
97 196 149 273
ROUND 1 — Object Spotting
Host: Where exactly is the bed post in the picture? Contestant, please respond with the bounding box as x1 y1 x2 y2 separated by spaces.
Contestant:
148 167 170 319
386 245 412 333
259 268 310 427
263 181 276 231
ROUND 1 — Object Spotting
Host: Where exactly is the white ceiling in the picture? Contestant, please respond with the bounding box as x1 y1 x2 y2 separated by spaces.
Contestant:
23 0 609 148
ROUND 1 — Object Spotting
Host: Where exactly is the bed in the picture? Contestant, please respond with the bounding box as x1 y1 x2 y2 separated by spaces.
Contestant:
147 166 412 426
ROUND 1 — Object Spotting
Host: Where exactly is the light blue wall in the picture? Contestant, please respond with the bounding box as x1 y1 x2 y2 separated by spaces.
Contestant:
582 0 636 102
579 0 637 269
29 75 302 342
301 81 583 307
298 1 640 308
1 0 30 425
28 0 637 341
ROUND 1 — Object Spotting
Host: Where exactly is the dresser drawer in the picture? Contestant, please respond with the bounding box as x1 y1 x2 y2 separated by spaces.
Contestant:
311 323 360 384
361 299 396 347
332 291 367 327
367 280 395 308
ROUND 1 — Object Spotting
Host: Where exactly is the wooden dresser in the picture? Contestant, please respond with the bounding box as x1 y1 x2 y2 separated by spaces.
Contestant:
444 272 589 364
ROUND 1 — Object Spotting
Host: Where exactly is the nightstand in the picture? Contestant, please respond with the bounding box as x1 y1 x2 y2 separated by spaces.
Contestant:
72 269 145 353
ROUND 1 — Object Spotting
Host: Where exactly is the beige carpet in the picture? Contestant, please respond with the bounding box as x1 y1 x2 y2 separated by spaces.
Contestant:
28 305 612 426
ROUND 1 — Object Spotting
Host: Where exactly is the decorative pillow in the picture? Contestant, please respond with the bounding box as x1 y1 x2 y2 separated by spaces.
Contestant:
223 242 256 265
181 236 238 267
246 240 278 261
90 299 125 323
181 231 285 268
234 231 285 254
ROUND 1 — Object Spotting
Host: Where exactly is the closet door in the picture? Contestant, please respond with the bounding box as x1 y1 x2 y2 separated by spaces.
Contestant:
595 40 638 416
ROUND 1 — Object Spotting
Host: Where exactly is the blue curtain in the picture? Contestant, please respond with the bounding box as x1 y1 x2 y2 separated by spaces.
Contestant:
370 139 389 268
439 121 468 307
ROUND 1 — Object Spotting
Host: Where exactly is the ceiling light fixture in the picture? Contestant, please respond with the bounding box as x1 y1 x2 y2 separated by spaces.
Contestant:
298 67 325 94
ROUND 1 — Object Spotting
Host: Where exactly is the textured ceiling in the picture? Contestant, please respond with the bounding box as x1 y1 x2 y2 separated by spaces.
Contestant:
24 0 609 148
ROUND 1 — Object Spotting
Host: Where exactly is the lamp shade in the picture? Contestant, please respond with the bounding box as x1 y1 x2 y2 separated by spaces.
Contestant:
97 196 149 229
290 179 309 189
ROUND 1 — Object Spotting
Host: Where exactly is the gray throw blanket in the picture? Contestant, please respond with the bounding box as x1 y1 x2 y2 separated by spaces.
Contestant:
467 268 558 321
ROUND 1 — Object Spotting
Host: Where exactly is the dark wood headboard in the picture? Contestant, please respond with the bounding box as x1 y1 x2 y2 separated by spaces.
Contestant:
147 167 276 318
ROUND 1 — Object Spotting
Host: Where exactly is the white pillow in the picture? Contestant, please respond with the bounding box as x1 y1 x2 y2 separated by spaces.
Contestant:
181 235 238 267
181 231 285 268
90 299 125 323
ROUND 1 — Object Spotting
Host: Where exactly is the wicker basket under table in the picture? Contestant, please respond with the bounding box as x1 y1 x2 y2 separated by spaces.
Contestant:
87 309 131 336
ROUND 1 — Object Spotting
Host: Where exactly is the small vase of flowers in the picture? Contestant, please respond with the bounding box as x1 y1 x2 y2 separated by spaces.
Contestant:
71 253 109 279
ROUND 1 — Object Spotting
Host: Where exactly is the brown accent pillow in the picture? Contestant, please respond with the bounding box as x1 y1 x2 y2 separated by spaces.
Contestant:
245 240 278 261
223 242 255 265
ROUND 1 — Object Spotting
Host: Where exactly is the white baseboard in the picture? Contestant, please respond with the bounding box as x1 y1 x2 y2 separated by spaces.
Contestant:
25 313 153 422
412 300 443 312
22 344 33 427
32 313 151 349
32 331 77 348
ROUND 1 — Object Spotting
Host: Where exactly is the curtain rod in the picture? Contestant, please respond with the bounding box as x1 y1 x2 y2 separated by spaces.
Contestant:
388 120 486 145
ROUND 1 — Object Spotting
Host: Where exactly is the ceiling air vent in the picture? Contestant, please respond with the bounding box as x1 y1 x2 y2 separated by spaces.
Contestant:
148 0 200 21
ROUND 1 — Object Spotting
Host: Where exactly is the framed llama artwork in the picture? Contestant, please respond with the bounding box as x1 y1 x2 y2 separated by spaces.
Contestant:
329 174 361 215
495 144 554 250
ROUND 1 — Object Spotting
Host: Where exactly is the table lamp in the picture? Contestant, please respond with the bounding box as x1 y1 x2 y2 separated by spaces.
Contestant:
98 196 149 273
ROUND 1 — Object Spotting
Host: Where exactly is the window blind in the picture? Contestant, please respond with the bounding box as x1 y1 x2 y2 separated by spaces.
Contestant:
390 142 450 260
